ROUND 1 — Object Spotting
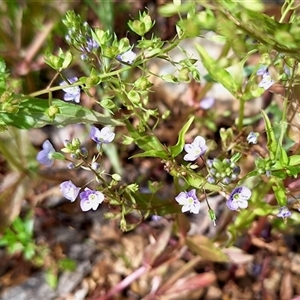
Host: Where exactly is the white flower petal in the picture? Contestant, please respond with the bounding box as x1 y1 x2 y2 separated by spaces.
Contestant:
238 200 248 209
175 192 187 204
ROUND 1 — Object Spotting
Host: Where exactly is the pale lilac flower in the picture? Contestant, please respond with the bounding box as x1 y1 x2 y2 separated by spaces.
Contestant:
175 189 201 214
199 97 215 110
256 67 274 90
151 215 162 221
226 186 252 211
91 162 100 171
80 38 99 60
247 132 259 144
60 77 81 103
258 73 274 90
117 50 137 64
256 66 268 76
67 162 75 169
60 180 80 202
284 65 291 77
79 188 104 211
183 136 207 161
86 38 99 52
36 140 56 167
266 170 272 177
90 126 115 145
277 206 292 218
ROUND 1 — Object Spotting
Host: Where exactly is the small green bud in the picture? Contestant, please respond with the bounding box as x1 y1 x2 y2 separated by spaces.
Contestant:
208 209 217 226
127 90 140 104
112 174 122 181
93 28 111 45
46 105 60 119
85 76 101 88
178 67 190 82
72 138 81 148
118 37 130 53
2 102 19 113
103 46 119 58
0 91 13 103
52 152 65 160
128 20 145 36
134 77 152 90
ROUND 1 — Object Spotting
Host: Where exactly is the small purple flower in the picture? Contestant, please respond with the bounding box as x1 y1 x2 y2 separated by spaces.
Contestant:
117 49 137 64
258 74 274 90
184 136 207 161
256 67 274 90
247 132 259 144
265 170 272 177
60 77 81 103
175 189 201 214
199 97 215 110
91 162 100 171
79 188 104 211
67 162 75 169
226 186 252 211
86 38 99 52
80 38 99 60
36 140 56 167
222 177 231 185
277 206 292 218
60 180 80 202
256 66 268 76
151 215 162 221
207 176 216 184
90 126 115 145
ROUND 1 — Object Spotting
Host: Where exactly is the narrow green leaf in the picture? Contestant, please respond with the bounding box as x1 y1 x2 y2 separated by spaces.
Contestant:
261 110 276 159
1 97 123 129
130 150 169 159
279 147 289 167
125 119 166 152
195 44 237 94
272 179 286 207
170 116 194 158
289 155 300 166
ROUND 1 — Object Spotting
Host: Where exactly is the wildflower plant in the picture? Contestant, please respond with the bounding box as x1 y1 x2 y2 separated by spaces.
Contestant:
2 0 300 254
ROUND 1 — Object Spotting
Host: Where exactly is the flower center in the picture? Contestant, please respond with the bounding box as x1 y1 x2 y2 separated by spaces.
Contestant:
187 197 194 204
88 194 96 201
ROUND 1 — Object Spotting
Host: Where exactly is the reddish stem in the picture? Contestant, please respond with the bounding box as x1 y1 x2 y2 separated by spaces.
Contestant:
94 265 150 300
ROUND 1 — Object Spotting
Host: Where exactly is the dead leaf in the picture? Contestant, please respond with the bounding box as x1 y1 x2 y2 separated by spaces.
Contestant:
186 235 229 262
223 247 254 264
143 222 173 266
0 172 27 232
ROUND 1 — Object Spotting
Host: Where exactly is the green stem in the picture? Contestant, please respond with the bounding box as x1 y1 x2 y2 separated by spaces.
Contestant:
279 0 294 23
237 97 245 131
29 65 132 98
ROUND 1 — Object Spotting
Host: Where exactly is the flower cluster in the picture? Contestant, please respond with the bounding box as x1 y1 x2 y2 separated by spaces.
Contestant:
60 181 104 211
80 38 99 61
206 158 240 185
255 158 273 178
36 126 116 212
